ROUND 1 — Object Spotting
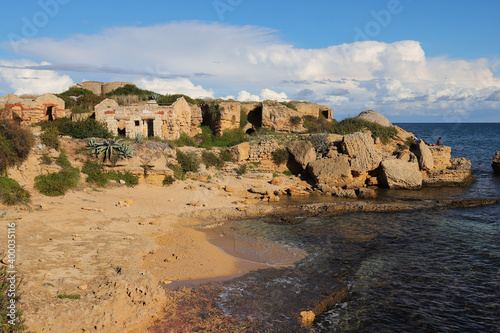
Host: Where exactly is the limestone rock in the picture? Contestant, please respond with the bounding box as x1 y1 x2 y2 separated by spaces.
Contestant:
307 156 353 187
422 169 474 186
224 185 235 192
450 158 471 171
286 140 316 171
335 189 357 198
229 142 250 162
415 140 434 171
356 110 392 127
492 151 500 173
342 132 382 176
300 310 315 326
429 146 452 170
378 159 422 189
356 187 377 198
261 101 307 133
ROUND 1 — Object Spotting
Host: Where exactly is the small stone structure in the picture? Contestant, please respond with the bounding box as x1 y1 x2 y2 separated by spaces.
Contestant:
94 97 200 140
291 102 333 120
0 93 67 125
74 81 135 95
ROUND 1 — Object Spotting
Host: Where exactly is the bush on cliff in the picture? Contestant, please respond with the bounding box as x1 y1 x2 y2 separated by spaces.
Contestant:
202 151 225 169
0 120 35 176
41 126 60 150
176 150 200 173
34 152 80 196
330 117 398 142
40 118 112 139
272 148 289 166
0 177 30 205
81 160 138 187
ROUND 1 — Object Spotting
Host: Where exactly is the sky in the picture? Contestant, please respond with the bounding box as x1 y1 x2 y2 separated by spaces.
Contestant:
1 0 500 122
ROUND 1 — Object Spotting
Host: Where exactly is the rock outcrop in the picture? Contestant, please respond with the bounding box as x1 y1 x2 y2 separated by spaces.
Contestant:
356 110 392 127
341 132 382 176
429 146 452 170
307 156 353 187
414 140 434 171
378 159 422 189
286 141 316 171
492 151 500 174
229 142 250 162
262 101 306 133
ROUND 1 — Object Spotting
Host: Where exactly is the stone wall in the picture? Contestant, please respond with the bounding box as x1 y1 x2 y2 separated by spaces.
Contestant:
217 102 241 133
0 93 67 125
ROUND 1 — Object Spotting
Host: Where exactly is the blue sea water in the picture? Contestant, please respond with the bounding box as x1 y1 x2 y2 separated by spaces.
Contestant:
154 123 500 332
212 123 500 332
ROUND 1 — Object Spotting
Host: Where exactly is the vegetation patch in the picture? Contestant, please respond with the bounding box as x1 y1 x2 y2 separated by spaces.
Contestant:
168 164 185 180
34 167 80 197
57 294 81 300
0 177 30 205
40 126 60 150
176 150 200 173
330 117 398 142
162 175 175 186
0 120 35 176
271 148 289 166
40 118 112 139
201 151 225 169
87 139 133 164
81 160 138 187
235 165 247 176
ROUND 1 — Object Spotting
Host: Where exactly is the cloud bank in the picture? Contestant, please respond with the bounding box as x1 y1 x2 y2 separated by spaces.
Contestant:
2 21 500 119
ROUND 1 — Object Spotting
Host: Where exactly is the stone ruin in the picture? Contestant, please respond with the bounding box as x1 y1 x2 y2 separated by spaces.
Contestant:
0 93 68 125
74 81 135 96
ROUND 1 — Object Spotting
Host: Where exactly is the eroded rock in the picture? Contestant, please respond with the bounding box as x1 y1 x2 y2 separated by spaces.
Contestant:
378 159 422 189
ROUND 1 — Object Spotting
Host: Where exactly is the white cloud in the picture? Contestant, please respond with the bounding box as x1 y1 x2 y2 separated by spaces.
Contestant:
0 59 74 95
3 21 500 119
135 77 214 99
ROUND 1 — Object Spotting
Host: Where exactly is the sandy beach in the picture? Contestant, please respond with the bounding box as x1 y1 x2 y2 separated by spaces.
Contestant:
1 174 308 332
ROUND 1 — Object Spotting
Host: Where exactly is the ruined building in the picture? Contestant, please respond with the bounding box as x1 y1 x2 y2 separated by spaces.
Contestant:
94 97 201 140
74 81 135 96
0 93 67 125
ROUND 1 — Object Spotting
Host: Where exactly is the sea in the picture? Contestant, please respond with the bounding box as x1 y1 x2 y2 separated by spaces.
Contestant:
165 123 500 332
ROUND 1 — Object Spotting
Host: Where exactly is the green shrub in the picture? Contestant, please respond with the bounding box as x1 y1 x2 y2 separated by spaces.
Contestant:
283 170 293 176
202 151 224 169
290 116 302 126
107 171 139 187
41 118 112 139
280 101 298 111
81 160 108 186
162 175 175 186
330 117 398 141
271 148 289 166
55 150 72 169
219 149 234 162
34 167 80 196
235 164 247 176
169 132 196 147
404 136 417 148
0 177 30 205
302 115 337 133
41 126 60 150
168 164 185 180
240 110 248 128
57 87 95 97
57 294 81 300
40 154 53 165
176 150 200 173
1 266 27 331
0 120 35 175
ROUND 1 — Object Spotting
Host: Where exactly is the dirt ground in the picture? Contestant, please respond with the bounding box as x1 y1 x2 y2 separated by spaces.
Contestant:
0 174 306 332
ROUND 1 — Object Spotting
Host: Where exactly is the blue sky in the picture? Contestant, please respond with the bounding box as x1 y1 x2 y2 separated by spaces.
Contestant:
1 0 500 122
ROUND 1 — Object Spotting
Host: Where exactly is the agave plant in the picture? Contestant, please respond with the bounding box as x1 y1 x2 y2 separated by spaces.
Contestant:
87 139 133 163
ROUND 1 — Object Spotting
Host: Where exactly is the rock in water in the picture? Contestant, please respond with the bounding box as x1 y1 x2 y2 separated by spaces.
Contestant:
415 140 434 170
493 151 500 174
355 110 392 127
378 159 422 189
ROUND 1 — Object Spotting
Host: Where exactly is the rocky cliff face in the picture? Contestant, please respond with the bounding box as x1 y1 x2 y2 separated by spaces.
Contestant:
261 101 307 133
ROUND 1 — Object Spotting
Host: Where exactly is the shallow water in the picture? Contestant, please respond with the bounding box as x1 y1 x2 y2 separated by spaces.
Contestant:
153 123 500 332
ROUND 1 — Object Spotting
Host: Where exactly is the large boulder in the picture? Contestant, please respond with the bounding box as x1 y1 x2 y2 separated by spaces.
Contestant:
493 151 500 174
229 142 250 162
429 146 452 170
378 159 422 189
286 141 316 171
415 140 434 171
342 132 382 176
356 110 392 127
307 156 353 187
